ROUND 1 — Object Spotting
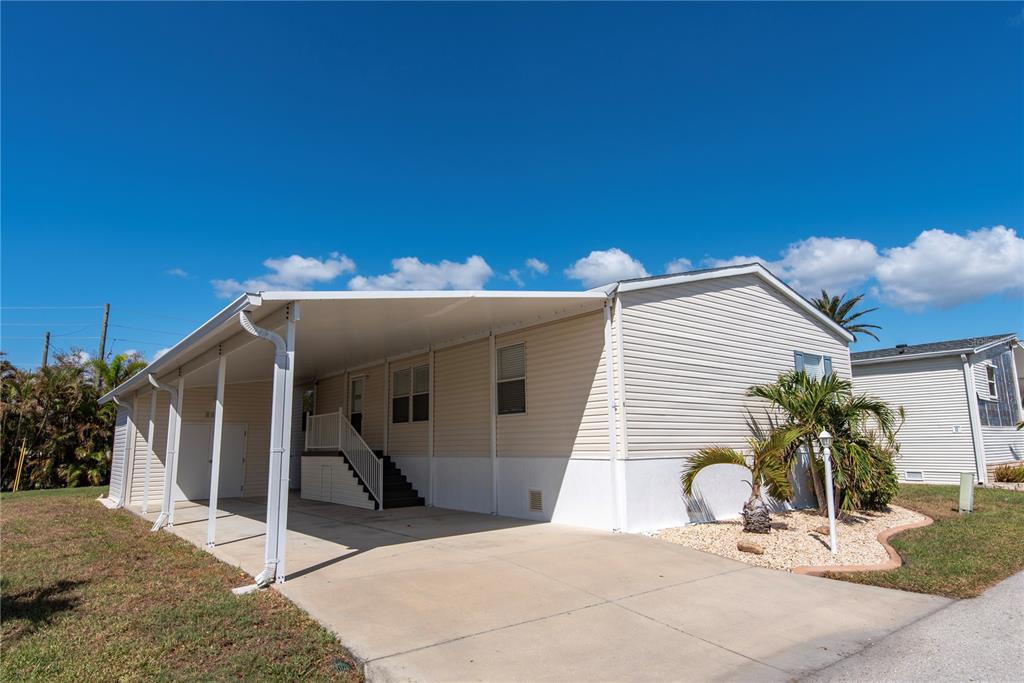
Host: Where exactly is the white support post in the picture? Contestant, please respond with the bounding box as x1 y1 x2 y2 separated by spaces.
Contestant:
427 347 435 506
237 305 296 586
276 304 297 581
143 391 157 514
489 331 498 515
603 300 621 531
383 358 390 457
167 375 185 527
207 353 227 548
150 374 180 531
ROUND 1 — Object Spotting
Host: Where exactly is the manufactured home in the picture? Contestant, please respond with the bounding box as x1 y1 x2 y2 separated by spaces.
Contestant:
99 263 853 584
852 334 1024 485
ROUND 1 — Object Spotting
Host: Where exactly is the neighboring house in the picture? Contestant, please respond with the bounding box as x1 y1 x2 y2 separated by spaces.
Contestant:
852 334 1024 485
99 263 852 584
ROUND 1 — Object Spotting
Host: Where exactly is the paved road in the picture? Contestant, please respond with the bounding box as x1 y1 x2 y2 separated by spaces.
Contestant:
804 571 1024 683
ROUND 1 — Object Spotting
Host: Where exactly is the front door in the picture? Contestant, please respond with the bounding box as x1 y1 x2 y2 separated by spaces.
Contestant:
350 377 364 434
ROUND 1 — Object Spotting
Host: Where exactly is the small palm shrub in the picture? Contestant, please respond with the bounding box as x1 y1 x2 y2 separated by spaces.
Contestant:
994 464 1024 483
681 428 799 533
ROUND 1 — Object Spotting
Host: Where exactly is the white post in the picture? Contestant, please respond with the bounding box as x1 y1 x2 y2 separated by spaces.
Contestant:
150 374 180 531
612 294 630 531
276 305 297 581
143 390 157 513
167 375 185 527
489 332 498 514
427 347 435 506
383 358 390 456
820 430 837 554
207 353 227 548
960 354 988 484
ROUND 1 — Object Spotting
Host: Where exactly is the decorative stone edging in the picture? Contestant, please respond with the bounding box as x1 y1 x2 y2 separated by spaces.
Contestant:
792 514 934 577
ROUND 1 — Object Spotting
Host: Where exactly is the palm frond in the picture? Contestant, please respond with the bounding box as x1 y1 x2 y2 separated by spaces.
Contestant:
681 446 747 495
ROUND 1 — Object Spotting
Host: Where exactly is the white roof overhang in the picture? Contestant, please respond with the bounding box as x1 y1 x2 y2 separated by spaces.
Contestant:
100 290 607 402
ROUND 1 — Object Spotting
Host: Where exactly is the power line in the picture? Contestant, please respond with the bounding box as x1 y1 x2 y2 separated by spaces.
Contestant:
2 335 99 340
110 323 187 336
1 322 101 326
1 305 104 310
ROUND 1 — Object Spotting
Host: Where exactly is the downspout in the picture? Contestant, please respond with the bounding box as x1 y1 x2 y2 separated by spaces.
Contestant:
603 297 621 531
961 353 988 485
148 374 181 531
238 308 294 587
111 395 135 508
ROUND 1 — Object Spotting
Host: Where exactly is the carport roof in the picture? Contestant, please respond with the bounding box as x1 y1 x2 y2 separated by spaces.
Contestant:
99 289 608 402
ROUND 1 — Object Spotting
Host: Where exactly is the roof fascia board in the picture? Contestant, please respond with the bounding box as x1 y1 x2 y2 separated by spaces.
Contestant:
972 335 1019 354
617 264 855 343
98 294 256 403
258 290 606 302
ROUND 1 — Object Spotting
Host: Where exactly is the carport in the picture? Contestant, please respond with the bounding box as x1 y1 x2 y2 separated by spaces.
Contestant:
101 289 607 587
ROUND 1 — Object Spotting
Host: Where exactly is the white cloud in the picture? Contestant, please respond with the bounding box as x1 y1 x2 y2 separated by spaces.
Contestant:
874 226 1024 310
703 237 879 295
565 248 649 288
71 350 91 365
166 268 189 278
507 269 524 287
154 347 172 361
348 255 494 291
211 252 356 298
665 258 693 274
525 258 549 275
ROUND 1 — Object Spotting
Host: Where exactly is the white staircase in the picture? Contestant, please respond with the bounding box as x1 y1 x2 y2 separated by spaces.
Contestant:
300 455 375 509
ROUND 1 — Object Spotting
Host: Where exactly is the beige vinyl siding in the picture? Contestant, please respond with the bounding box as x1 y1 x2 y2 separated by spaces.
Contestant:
316 374 347 415
853 357 977 484
620 273 851 457
109 405 130 503
128 390 169 506
434 339 490 456
358 364 386 452
496 311 610 458
981 426 1024 469
387 354 429 456
177 380 273 497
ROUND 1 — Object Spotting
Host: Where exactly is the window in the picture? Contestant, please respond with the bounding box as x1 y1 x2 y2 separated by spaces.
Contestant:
392 364 430 423
986 365 998 399
497 343 526 414
794 351 832 380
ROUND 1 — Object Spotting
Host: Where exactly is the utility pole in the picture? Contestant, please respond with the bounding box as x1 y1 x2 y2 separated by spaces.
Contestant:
98 302 110 362
41 331 50 368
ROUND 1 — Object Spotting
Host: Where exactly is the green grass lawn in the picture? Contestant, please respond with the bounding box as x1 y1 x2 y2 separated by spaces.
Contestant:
831 484 1024 598
1 487 361 682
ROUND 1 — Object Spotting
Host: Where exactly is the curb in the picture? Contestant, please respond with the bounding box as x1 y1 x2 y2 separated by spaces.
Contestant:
792 515 934 577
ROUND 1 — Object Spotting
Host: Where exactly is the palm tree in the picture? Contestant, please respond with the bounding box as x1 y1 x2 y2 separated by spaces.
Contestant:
681 427 799 533
748 371 901 512
89 352 147 393
811 291 881 341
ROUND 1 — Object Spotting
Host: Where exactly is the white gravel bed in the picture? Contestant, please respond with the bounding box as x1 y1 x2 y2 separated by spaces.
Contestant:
655 505 926 571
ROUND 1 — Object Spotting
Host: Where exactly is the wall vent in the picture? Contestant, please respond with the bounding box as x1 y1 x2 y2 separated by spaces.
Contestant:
905 471 924 482
528 489 543 512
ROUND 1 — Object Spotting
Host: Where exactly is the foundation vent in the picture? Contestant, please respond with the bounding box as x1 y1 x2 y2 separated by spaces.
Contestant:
528 489 543 512
905 471 924 482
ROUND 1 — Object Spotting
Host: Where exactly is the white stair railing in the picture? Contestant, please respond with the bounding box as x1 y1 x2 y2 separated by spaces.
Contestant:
303 409 383 508
338 410 383 509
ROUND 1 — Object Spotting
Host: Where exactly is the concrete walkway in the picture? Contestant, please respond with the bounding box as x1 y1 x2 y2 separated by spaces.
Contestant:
131 499 948 682
804 571 1024 683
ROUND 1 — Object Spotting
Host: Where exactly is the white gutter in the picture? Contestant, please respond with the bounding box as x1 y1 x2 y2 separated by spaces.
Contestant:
98 294 256 404
258 290 607 302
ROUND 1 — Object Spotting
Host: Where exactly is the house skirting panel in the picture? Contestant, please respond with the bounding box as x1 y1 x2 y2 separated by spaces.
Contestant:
498 457 613 529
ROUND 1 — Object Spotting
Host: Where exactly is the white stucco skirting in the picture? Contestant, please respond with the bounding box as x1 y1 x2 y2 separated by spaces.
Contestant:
392 454 808 533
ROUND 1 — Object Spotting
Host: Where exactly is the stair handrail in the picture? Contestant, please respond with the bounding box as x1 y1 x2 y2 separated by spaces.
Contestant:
336 410 384 509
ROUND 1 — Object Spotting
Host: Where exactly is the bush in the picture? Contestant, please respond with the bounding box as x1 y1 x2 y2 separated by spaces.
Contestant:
994 463 1024 483
857 453 901 510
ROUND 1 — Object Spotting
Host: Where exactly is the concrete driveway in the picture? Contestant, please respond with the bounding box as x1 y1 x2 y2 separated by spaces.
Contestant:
134 499 948 682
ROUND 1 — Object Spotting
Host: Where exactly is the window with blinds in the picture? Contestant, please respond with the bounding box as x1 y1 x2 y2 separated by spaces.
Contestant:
392 364 430 423
497 343 526 415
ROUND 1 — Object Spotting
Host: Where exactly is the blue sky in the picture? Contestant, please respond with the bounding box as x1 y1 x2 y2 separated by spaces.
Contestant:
2 2 1022 367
